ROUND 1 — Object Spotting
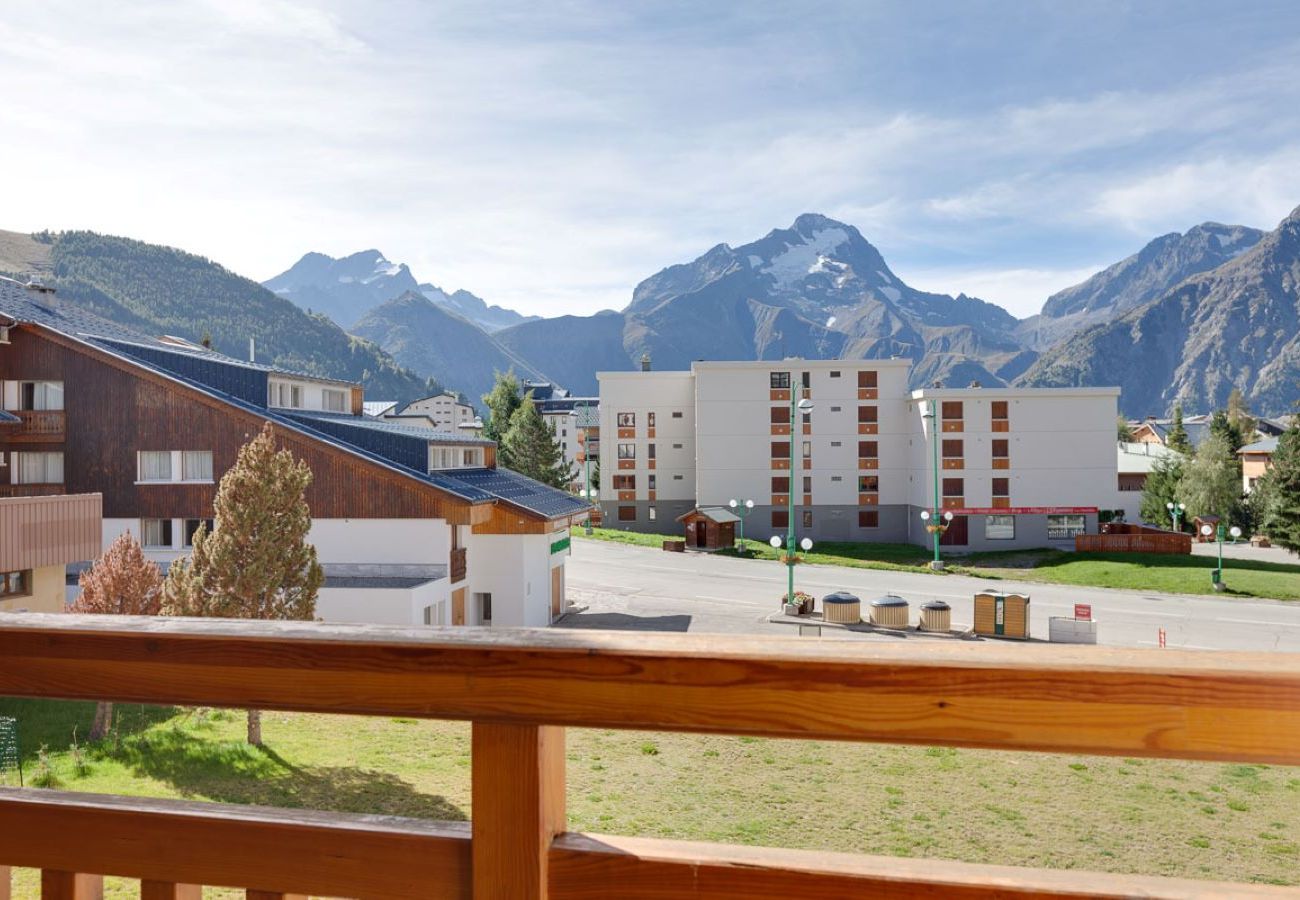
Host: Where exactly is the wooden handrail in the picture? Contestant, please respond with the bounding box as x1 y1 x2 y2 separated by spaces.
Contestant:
1 615 1299 898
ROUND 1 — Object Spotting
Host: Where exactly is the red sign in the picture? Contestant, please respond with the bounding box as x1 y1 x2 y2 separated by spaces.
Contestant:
945 507 1099 516
1074 603 1092 621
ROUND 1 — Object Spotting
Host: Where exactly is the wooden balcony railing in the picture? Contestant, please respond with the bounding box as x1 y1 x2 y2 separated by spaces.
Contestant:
450 547 468 583
1 409 66 441
0 615 1298 899
0 483 66 498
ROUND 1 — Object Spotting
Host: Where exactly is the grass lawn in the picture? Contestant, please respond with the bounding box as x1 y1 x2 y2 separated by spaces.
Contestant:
578 529 1300 600
2 698 1298 895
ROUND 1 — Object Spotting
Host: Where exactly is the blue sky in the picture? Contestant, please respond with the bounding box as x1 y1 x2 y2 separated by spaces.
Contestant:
4 0 1300 317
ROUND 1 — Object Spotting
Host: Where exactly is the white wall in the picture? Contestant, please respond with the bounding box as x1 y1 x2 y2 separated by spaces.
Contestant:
468 532 560 627
316 578 449 626
267 377 351 413
597 372 696 504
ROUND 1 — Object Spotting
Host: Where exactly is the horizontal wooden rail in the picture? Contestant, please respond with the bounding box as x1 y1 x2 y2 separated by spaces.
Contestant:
1 614 1298 763
0 789 470 900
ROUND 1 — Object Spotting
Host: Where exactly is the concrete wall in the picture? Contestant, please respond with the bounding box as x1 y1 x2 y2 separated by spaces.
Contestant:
1 563 66 613
469 532 559 627
316 578 449 626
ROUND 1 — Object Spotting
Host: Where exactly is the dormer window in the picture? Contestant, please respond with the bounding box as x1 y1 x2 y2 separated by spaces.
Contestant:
323 389 347 412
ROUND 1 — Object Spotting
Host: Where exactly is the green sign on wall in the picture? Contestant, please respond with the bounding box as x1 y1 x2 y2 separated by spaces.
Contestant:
551 530 571 555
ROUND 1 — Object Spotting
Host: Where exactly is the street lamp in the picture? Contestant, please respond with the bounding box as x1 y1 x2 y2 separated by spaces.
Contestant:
1166 501 1186 532
570 401 597 536
919 399 946 569
728 498 754 553
781 395 814 603
1201 522 1242 591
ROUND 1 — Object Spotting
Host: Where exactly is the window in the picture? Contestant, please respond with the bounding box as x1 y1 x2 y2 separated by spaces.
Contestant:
830 405 841 412
613 475 636 490
858 406 877 423
831 475 842 482
801 412 811 425
618 443 636 460
647 412 656 428
771 441 790 459
183 518 214 547
769 371 790 389
672 411 684 419
648 506 657 522
992 439 1009 459
858 475 879 492
802 441 811 458
324 389 347 412
858 441 878 458
770 406 789 424
771 510 788 528
858 370 877 389
17 381 63 411
1 570 30 598
462 448 480 466
942 439 963 458
771 476 790 493
802 510 813 528
992 478 1010 498
647 443 656 460
830 371 841 378
986 515 1015 540
802 476 812 493
672 474 683 480
991 400 1009 420
476 593 492 626
617 412 635 427
647 474 656 490
858 510 879 528
941 401 963 420
141 518 173 549
801 371 811 389
423 601 448 626
618 506 636 522
1047 514 1086 539
182 451 214 481
14 452 63 484
672 443 683 449
942 477 964 498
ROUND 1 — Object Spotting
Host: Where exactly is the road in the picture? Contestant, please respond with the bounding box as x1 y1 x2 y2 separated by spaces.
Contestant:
562 539 1300 652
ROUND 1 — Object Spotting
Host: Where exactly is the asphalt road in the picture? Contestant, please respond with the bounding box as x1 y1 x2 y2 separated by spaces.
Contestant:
562 539 1300 652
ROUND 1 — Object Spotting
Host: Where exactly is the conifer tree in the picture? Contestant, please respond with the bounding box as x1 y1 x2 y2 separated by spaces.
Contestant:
502 396 574 488
1116 416 1133 442
72 532 164 740
1260 421 1300 555
1140 454 1185 527
481 371 523 453
164 422 323 745
1226 388 1256 439
1166 403 1192 455
1178 432 1243 527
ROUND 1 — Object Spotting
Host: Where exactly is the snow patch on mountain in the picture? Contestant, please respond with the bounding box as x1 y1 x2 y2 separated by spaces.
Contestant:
760 227 851 289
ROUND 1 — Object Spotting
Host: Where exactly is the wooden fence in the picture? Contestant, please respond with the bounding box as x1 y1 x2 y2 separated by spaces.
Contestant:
0 614 1298 898
1077 523 1191 555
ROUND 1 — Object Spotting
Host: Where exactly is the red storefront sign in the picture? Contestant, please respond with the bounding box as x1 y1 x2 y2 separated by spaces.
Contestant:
946 506 1098 515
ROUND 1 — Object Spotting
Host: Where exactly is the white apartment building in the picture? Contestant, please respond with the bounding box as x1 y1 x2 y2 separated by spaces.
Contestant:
598 360 1119 551
391 392 476 430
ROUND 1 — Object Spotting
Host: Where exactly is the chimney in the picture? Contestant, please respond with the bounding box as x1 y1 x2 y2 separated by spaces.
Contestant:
249 337 256 363
932 380 944 389
968 380 982 388
640 353 651 372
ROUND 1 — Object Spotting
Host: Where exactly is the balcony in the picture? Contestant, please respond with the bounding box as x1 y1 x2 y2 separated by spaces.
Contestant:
0 484 66 498
0 409 66 442
0 493 101 570
0 615 1296 899
450 546 467 583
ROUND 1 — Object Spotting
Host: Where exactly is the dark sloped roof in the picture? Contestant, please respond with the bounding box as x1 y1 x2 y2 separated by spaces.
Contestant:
438 467 591 519
0 410 20 424
287 411 492 445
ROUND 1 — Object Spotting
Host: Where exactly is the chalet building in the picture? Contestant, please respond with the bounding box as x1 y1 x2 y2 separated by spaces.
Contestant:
0 278 587 628
1129 415 1211 449
1240 437 1278 493
598 360 1118 551
1115 441 1179 523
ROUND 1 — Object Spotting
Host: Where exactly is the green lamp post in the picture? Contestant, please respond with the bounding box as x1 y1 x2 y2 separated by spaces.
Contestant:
1166 500 1186 532
919 399 951 569
775 390 814 606
1201 521 1242 591
728 498 754 553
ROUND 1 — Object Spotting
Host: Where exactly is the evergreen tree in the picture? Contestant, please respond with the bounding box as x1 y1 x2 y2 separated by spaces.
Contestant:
1166 403 1192 455
1116 416 1134 442
1226 388 1256 439
72 532 164 740
1260 422 1300 555
1179 432 1243 527
502 396 574 488
481 370 523 452
1140 454 1185 527
590 456 600 491
1209 409 1245 456
164 423 323 745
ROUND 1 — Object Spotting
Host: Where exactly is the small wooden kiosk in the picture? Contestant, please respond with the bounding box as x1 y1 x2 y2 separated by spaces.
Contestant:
973 591 1030 639
676 506 740 551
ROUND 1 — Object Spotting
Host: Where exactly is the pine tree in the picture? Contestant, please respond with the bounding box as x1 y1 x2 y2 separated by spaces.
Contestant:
1226 388 1256 439
1166 403 1192 455
1261 422 1300 556
1209 409 1245 456
502 396 574 488
1116 416 1134 442
481 371 523 452
163 422 323 745
1179 432 1243 527
72 532 164 740
1140 454 1185 527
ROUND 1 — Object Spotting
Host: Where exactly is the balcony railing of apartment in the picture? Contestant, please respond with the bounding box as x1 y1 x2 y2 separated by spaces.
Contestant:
450 547 468 583
0 484 66 498
1 410 66 441
0 615 1298 899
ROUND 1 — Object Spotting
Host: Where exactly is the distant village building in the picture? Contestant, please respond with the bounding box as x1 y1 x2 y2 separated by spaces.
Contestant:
1239 437 1277 493
523 381 598 493
381 392 476 431
1115 441 1179 523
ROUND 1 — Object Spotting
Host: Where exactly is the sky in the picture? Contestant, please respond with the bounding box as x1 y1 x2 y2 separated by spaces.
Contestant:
4 0 1300 319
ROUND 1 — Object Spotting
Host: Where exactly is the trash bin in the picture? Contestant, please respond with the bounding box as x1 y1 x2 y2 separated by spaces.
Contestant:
918 600 951 633
973 591 1030 639
822 591 861 624
869 594 909 629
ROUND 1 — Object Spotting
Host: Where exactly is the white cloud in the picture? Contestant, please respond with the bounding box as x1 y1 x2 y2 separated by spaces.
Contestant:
905 265 1106 319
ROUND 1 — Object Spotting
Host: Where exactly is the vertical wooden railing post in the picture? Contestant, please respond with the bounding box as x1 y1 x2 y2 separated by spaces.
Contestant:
141 883 202 900
0 865 9 900
40 871 102 899
245 891 307 900
472 723 566 899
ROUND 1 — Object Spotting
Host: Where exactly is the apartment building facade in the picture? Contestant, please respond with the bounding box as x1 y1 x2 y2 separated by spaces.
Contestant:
390 392 476 430
0 279 588 629
0 493 102 613
598 360 1118 551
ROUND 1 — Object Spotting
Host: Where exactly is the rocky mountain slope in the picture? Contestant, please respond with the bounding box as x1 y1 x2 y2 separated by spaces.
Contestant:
418 284 539 332
351 291 549 404
1020 205 1300 416
1016 223 1265 350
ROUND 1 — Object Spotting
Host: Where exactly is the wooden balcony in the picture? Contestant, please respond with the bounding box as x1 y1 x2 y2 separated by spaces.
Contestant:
0 615 1297 899
0 484 66 498
0 409 66 442
0 493 101 571
450 547 467 583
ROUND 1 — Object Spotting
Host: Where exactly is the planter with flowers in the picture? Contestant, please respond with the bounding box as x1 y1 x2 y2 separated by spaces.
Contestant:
782 590 815 616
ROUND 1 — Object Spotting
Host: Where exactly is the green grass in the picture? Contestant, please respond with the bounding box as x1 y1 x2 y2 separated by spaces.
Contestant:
3 698 1299 893
578 529 1300 600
